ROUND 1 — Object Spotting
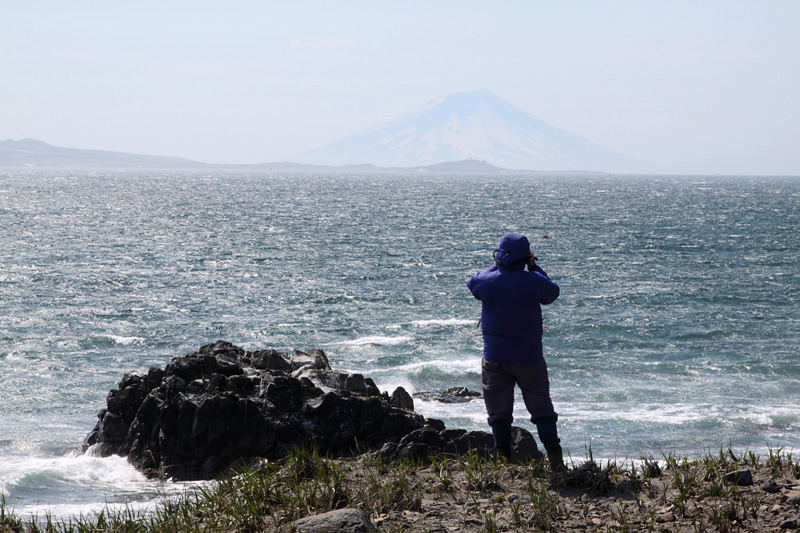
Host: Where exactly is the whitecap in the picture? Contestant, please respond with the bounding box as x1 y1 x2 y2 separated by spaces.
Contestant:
558 402 709 424
410 318 476 327
100 335 146 346
393 357 480 376
556 401 800 429
1 454 146 496
0 453 203 521
335 335 414 347
412 396 487 426
375 376 417 395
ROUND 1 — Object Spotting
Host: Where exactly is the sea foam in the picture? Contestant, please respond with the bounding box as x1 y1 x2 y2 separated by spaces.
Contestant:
411 318 476 327
99 334 146 346
335 335 414 346
0 453 201 521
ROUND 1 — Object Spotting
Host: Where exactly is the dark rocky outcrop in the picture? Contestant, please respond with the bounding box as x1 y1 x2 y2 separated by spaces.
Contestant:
82 341 541 480
390 386 415 411
414 386 482 403
378 425 543 464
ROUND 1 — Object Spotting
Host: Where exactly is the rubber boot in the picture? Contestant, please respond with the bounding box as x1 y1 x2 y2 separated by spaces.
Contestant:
535 416 563 470
546 444 564 472
490 419 512 462
496 444 512 462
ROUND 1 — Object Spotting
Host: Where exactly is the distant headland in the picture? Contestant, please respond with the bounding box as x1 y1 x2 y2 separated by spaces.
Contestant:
0 138 606 174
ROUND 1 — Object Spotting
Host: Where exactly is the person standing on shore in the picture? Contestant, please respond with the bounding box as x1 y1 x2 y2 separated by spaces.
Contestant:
466 232 564 469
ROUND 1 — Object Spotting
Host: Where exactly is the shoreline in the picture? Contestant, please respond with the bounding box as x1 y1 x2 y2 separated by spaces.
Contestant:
3 446 799 532
5 340 799 531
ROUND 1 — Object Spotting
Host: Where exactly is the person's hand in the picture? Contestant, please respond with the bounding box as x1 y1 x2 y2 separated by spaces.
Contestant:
527 253 539 270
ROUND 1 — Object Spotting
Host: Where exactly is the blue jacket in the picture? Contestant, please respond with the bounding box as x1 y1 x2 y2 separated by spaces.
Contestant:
467 235 560 363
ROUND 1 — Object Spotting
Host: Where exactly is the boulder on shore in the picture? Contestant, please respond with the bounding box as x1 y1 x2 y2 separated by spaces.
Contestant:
82 341 541 480
280 508 376 533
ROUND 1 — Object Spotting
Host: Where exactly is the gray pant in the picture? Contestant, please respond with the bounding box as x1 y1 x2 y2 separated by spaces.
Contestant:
481 357 558 425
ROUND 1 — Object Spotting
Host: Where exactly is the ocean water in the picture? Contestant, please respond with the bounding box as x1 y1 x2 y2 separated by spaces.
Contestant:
1 170 798 520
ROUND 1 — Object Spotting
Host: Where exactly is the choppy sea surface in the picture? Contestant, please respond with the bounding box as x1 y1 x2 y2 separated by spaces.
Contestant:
1 170 798 520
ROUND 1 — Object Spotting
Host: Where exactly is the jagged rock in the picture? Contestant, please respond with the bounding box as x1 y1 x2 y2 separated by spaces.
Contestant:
250 349 292 371
281 508 376 532
82 341 426 480
82 340 541 481
379 424 543 463
509 425 545 462
390 386 414 411
414 386 482 403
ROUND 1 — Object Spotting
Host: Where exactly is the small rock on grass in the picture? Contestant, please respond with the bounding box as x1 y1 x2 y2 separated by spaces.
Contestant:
725 469 754 486
280 508 375 533
778 517 799 530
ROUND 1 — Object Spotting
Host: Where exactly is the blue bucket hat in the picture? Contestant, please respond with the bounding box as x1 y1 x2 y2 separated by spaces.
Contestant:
493 233 531 267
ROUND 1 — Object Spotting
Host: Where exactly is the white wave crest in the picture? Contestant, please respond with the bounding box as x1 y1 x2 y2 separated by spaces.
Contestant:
0 454 144 501
412 396 487 426
0 453 202 521
559 402 800 428
101 335 146 346
411 318 476 327
394 357 480 376
336 335 414 347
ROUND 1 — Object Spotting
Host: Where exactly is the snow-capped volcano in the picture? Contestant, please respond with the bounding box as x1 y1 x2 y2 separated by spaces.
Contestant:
293 90 642 172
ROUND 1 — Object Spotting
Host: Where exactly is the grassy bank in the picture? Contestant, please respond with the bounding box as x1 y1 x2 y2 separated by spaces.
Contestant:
2 446 800 532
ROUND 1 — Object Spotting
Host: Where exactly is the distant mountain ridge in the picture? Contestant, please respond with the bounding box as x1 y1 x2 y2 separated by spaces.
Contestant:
2 90 640 172
0 138 208 169
1 138 559 174
294 89 643 172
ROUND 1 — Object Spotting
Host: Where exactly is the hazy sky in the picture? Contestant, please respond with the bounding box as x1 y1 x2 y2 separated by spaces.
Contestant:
2 1 798 174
